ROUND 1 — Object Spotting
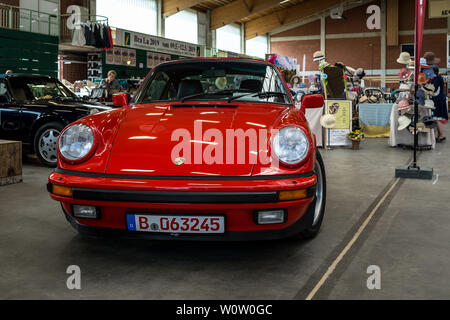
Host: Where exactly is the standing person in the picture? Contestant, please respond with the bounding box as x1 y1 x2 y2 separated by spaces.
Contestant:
431 65 447 142
99 70 122 90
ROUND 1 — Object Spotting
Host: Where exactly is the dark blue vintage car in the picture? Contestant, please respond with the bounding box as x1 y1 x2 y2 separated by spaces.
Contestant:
0 74 111 166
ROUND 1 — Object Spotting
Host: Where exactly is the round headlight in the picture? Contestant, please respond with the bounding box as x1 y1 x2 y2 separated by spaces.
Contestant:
59 124 95 161
272 126 310 165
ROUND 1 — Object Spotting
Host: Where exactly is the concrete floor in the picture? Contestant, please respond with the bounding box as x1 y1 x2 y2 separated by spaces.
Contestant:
0 125 449 299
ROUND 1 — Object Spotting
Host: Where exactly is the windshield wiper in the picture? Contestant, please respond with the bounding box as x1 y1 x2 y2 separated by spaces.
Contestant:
180 89 252 103
227 91 289 103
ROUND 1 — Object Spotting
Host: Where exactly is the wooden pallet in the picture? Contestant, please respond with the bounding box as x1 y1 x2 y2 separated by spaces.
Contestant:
0 140 22 186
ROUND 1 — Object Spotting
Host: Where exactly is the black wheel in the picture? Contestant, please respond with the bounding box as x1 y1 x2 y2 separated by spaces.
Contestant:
33 121 65 167
291 150 326 240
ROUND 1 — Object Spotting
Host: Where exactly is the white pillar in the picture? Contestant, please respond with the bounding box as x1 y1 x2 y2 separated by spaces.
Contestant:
157 0 164 37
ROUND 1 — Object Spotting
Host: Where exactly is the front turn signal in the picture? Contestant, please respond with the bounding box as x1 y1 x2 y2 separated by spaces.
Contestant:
279 189 308 201
52 185 73 197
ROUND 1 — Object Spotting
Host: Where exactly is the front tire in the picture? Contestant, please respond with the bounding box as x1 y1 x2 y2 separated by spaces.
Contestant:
34 122 65 167
291 150 326 240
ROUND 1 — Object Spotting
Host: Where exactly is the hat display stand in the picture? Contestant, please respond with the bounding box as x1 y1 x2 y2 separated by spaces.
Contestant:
395 2 434 180
390 46 435 153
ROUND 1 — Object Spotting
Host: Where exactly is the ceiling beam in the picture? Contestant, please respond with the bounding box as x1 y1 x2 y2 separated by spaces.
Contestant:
163 0 204 17
245 0 358 40
210 0 283 30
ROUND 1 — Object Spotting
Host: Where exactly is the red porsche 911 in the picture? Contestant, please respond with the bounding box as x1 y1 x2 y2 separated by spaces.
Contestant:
47 58 326 241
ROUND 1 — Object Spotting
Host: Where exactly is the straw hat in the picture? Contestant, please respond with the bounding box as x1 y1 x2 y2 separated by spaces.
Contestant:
398 115 412 131
215 77 227 90
417 73 428 85
417 122 426 131
313 51 325 62
359 95 369 103
319 60 329 70
369 95 378 103
410 122 429 133
355 68 365 79
397 52 411 64
424 52 440 65
398 68 412 81
423 83 436 93
398 99 411 111
421 99 435 109
320 114 337 128
407 59 415 70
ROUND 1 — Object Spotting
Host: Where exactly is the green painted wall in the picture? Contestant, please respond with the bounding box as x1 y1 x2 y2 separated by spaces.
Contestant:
0 27 58 77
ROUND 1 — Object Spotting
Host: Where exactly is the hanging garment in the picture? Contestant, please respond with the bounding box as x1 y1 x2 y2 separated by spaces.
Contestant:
108 27 113 49
102 25 111 49
93 23 104 48
84 22 96 46
72 24 86 46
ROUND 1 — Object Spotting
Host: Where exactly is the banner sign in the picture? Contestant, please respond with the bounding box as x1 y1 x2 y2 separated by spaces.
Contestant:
428 0 450 18
116 28 203 58
325 100 352 146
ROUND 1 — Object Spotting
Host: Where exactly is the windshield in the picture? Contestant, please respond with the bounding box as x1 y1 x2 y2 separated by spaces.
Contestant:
8 77 76 102
134 60 292 105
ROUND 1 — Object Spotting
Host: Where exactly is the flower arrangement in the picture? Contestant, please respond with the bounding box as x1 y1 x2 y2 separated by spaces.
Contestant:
347 129 365 141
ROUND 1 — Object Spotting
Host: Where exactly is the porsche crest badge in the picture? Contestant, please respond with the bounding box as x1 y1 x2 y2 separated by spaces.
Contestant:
174 157 185 166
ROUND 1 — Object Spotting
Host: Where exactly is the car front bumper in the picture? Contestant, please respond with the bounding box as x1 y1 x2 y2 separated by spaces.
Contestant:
48 169 317 241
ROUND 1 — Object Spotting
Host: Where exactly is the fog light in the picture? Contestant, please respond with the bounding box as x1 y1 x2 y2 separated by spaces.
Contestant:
73 205 99 219
52 185 72 197
256 209 286 224
279 189 307 201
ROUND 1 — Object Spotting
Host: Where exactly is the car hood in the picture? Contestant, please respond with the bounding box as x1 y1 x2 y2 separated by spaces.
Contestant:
105 102 286 177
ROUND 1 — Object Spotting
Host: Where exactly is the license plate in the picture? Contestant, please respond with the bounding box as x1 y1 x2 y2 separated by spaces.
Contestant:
126 214 225 234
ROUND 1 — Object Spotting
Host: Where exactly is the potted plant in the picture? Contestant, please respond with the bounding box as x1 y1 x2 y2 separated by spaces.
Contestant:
347 129 365 150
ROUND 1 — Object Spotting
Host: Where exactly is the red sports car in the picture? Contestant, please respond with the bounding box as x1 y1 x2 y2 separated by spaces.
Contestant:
48 58 326 241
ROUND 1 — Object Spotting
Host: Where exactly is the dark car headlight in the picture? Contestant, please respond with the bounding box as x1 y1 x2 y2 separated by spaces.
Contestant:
58 124 95 162
272 126 309 165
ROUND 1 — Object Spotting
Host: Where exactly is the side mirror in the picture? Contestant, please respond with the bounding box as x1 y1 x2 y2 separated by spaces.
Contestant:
301 94 324 111
112 93 129 107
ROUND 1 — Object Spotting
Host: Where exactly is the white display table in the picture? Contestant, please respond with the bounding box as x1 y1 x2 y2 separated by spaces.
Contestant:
388 103 436 149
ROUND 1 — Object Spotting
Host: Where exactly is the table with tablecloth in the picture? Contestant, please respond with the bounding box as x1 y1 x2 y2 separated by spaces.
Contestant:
358 103 393 138
388 103 435 149
359 103 435 148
